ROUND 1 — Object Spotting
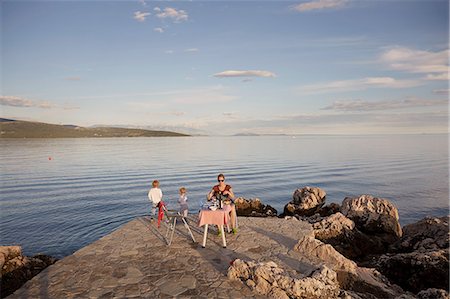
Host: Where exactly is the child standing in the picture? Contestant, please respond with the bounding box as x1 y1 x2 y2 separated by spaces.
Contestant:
148 180 163 220
178 187 188 217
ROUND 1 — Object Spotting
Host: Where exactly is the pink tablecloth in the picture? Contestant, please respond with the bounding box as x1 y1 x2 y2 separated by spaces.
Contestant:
198 209 229 227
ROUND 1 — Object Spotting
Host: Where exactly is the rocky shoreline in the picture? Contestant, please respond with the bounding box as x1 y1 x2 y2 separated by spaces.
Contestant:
2 187 448 298
0 246 57 298
234 187 449 298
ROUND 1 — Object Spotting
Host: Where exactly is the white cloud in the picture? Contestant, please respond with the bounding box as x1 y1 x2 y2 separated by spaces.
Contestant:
1 96 52 109
380 46 449 81
197 110 448 135
322 98 448 111
154 27 164 33
0 95 78 110
139 0 147 7
164 50 174 54
184 48 199 52
433 89 449 95
133 11 150 22
214 70 276 78
291 0 349 12
425 73 448 81
299 77 421 94
282 111 448 132
156 7 188 22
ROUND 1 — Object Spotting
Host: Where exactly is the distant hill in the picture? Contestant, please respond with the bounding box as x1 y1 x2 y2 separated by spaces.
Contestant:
0 119 189 138
0 118 16 122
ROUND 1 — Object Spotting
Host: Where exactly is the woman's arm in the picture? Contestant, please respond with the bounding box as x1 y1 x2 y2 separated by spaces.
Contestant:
225 187 235 200
207 188 215 201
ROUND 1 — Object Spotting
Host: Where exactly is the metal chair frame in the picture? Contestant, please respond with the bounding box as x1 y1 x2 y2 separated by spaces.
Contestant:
162 207 196 246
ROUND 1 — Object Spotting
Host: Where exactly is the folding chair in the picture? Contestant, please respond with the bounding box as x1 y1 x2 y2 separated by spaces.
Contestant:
159 202 196 246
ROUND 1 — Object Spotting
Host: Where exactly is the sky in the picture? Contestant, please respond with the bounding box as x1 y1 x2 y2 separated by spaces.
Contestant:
1 0 449 135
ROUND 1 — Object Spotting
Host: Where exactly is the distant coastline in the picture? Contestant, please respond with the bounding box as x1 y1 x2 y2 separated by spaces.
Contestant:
0 118 189 138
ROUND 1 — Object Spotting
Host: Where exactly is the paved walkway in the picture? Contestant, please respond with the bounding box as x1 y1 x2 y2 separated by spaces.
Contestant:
8 216 313 298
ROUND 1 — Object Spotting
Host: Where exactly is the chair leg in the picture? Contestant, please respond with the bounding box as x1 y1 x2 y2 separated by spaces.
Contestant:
168 217 177 246
165 220 170 238
182 217 196 243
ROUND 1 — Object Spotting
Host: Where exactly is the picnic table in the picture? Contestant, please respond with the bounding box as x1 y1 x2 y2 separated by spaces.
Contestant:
198 208 229 248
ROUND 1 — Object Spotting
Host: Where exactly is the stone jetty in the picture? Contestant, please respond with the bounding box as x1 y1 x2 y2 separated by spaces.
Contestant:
7 216 313 298
5 189 449 298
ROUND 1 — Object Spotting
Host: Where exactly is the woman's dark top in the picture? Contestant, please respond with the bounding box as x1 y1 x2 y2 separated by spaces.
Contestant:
213 184 231 198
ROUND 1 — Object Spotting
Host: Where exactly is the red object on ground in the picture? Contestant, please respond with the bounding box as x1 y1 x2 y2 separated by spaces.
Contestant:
157 201 165 228
48 157 52 160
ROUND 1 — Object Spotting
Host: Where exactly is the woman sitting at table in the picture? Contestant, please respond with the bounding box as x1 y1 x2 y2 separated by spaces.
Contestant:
207 173 238 234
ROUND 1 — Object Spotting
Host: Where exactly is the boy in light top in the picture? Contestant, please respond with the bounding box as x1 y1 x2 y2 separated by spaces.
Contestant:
178 187 188 217
148 180 163 219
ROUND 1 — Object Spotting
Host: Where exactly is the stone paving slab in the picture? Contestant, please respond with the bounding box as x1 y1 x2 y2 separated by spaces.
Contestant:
8 216 314 298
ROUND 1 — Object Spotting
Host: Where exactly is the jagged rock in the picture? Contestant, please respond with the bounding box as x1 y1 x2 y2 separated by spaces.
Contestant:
228 259 340 299
0 246 22 271
0 246 57 298
363 216 450 294
312 212 355 240
300 213 323 223
318 202 341 217
294 235 404 298
338 290 367 299
312 214 450 294
283 186 327 217
390 216 449 253
374 249 449 293
234 197 278 217
417 288 449 299
294 235 358 277
311 213 389 259
395 294 417 299
341 195 402 242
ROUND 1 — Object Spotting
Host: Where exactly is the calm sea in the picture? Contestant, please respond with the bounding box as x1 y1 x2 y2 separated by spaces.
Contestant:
0 135 448 258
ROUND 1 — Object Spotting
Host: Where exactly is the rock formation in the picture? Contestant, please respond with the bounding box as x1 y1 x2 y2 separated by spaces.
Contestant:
228 259 340 298
416 288 449 299
311 212 355 241
293 235 404 299
234 197 277 217
0 246 57 298
309 212 388 258
341 195 402 241
318 202 341 217
283 186 326 216
390 216 449 253
372 216 450 294
375 249 449 293
278 187 450 298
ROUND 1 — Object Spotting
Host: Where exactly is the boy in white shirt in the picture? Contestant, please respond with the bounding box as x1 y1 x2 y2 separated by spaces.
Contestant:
148 180 163 220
